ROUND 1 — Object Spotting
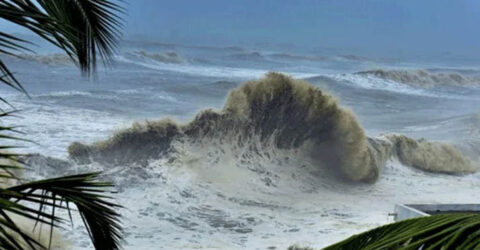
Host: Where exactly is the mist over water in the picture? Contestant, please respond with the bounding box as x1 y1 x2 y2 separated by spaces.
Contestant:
2 39 480 249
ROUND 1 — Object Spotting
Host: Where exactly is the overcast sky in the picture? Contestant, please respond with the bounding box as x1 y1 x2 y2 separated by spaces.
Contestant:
2 0 480 57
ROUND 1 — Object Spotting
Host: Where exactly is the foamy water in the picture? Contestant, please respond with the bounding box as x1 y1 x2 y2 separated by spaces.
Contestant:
2 42 480 249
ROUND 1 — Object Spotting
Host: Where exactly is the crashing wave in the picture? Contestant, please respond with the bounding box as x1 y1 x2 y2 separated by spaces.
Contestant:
68 73 478 183
370 134 476 174
356 69 479 87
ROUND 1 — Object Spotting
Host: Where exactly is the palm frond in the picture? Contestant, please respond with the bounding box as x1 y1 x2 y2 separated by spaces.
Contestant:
0 111 25 181
2 172 123 250
35 0 125 76
0 0 123 83
323 213 480 250
0 198 60 250
0 62 28 101
0 109 52 249
0 1 124 249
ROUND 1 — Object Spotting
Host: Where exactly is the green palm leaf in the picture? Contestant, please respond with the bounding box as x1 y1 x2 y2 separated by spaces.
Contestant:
324 214 480 250
5 172 123 250
0 0 124 249
0 0 124 92
35 0 124 75
0 111 122 250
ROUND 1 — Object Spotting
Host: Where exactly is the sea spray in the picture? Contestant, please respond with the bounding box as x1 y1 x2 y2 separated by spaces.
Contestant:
221 73 376 181
68 73 478 182
377 134 477 174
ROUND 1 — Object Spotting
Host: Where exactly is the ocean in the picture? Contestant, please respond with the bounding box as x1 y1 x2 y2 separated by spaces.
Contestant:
1 40 480 249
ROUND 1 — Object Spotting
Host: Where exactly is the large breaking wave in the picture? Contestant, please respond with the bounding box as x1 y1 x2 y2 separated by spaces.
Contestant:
68 73 478 183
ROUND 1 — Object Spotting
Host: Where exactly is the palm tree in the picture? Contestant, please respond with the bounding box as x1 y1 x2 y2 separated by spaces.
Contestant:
0 0 123 249
323 213 480 249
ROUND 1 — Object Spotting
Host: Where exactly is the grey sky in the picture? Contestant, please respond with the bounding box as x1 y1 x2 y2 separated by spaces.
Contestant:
2 0 480 57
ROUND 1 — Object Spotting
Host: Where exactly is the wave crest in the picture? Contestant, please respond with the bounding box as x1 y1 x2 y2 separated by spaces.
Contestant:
68 73 478 183
19 53 73 66
372 134 476 174
133 51 185 64
228 52 264 60
356 69 479 87
269 53 327 62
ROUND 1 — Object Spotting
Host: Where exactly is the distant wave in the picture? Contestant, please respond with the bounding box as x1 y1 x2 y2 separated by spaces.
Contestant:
130 51 186 64
116 55 317 79
17 53 74 66
268 53 370 63
426 67 480 76
330 73 437 97
68 73 478 184
356 69 480 87
116 54 269 78
227 51 329 62
36 90 94 97
31 89 178 104
227 52 265 60
31 90 122 103
268 53 327 62
206 80 237 89
339 54 369 61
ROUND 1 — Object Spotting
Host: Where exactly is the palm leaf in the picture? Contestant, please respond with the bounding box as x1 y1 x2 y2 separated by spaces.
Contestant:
0 122 123 250
0 1 124 249
0 111 25 181
0 118 118 248
323 213 480 250
3 172 123 250
0 110 57 250
0 0 124 90
35 0 124 75
0 199 60 250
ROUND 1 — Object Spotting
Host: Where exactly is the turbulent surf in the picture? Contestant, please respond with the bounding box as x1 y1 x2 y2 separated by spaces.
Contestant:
68 73 478 185
356 69 480 87
4 37 480 249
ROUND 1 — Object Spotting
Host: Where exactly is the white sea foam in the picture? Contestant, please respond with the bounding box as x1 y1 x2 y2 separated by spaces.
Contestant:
4 44 480 250
2 95 129 158
331 73 437 96
53 74 479 249
115 55 318 79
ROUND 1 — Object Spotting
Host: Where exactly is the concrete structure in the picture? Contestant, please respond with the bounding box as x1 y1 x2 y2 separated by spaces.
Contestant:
393 204 480 221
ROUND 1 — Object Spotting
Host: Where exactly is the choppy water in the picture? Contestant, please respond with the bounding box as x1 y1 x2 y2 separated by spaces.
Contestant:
1 40 480 249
